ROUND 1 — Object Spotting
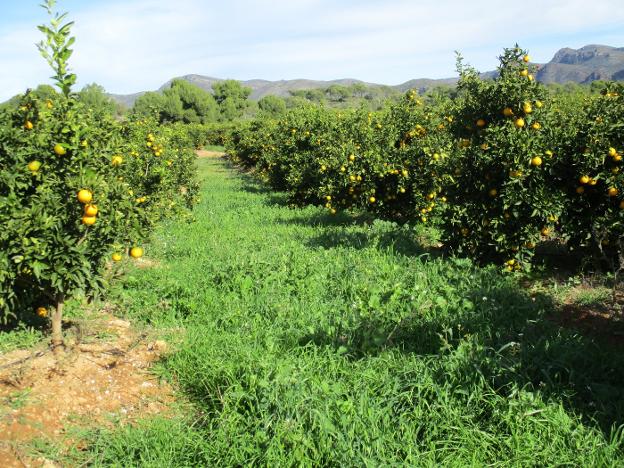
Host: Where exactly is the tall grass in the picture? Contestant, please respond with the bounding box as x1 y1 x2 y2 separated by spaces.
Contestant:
88 157 624 466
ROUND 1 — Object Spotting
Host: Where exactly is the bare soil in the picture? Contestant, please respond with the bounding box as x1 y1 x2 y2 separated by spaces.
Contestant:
0 313 176 467
196 150 225 158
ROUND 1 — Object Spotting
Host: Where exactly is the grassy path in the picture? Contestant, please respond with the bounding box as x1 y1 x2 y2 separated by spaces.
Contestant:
88 157 623 465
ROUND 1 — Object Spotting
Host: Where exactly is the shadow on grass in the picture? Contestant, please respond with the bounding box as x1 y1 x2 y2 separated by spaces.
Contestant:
299 267 624 437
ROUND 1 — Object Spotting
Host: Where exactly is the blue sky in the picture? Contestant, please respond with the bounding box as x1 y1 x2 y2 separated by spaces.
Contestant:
1 0 623 100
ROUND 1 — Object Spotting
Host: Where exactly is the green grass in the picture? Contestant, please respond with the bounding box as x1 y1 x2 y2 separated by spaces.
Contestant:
201 144 225 152
85 157 623 466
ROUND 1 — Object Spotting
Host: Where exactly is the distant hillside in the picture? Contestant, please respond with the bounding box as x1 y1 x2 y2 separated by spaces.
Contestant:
107 44 624 107
537 45 624 84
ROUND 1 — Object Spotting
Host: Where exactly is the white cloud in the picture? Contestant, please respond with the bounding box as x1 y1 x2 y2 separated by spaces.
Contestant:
1 0 623 100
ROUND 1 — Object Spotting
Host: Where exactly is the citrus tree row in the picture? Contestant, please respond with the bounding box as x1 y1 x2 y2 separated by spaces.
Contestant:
0 1 198 350
227 47 624 274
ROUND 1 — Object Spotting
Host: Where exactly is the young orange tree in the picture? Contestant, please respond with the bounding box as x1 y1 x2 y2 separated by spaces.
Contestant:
0 1 154 350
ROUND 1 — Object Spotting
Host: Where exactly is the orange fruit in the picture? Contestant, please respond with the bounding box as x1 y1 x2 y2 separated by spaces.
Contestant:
348 154 355 162
36 307 47 317
488 188 497 197
130 247 144 259
579 175 590 184
520 69 529 77
84 204 98 217
531 122 541 130
111 155 123 166
476 118 486 127
24 121 34 130
77 189 93 204
82 215 97 226
523 102 533 114
535 100 543 108
608 187 619 197
28 160 41 172
576 186 585 194
503 107 514 117
112 252 123 262
608 147 617 157
620 200 624 210
530 156 542 167
369 196 376 203
53 144 66 156
523 54 531 63
515 118 525 128
541 227 550 236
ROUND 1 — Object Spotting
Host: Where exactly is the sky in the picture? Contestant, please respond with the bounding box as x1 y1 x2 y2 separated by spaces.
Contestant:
1 0 624 100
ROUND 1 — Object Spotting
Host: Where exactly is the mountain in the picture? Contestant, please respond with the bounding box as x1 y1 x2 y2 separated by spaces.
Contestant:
537 45 624 84
107 44 624 107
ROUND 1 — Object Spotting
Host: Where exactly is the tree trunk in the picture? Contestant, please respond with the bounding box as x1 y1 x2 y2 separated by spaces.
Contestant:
51 294 64 354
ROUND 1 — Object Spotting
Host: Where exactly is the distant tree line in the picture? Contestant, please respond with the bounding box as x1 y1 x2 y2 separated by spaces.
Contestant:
1 78 614 121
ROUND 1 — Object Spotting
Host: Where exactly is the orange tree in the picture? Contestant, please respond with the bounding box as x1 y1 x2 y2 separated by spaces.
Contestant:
553 83 624 279
441 47 565 269
227 96 452 224
0 1 197 349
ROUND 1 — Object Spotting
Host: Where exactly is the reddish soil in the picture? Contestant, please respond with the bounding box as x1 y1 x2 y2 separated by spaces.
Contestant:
0 314 176 467
196 150 225 158
548 287 624 347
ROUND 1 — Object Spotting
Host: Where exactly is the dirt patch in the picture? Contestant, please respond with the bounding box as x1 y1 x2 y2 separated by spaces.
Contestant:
0 314 176 467
196 150 225 158
548 286 624 347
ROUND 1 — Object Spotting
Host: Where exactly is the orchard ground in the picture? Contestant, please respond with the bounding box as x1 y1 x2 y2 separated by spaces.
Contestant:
0 154 623 465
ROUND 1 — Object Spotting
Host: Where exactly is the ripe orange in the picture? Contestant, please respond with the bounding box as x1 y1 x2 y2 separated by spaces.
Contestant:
24 120 34 130
522 102 533 114
535 100 543 108
608 187 619 197
514 118 525 128
541 227 550 236
330 208 337 215
111 155 123 166
28 160 41 172
609 147 617 157
348 154 355 162
36 307 47 318
503 107 514 117
82 215 97 226
523 54 531 63
130 247 144 259
325 195 332 201
531 122 541 130
84 204 98 216
53 144 66 156
579 175 590 184
476 118 486 127
112 252 123 262
530 156 542 167
369 196 376 203
77 189 93 204
520 69 529 77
